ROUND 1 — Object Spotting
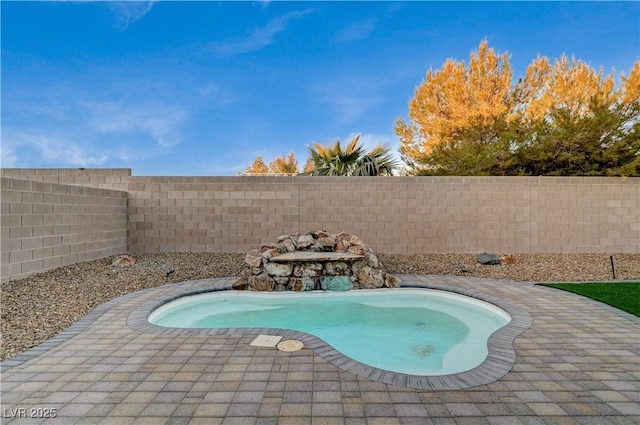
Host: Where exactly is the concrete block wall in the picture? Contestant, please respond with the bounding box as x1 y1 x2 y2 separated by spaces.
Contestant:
1 177 128 282
1 169 638 260
121 176 638 255
0 168 132 191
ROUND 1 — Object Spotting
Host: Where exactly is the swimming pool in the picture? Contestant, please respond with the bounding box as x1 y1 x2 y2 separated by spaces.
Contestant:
148 288 511 376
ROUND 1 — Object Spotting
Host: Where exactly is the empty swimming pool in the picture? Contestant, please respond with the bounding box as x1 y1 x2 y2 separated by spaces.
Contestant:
148 288 510 376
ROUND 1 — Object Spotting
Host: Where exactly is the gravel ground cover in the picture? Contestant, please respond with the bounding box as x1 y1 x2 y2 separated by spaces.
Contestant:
2 252 639 361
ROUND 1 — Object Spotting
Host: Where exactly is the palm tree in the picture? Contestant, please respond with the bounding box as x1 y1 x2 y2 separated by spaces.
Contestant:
303 134 400 176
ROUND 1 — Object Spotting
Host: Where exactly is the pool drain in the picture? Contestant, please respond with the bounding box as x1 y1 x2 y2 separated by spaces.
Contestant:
277 340 304 352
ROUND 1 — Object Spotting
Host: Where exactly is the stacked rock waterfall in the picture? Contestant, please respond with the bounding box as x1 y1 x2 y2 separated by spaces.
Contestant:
242 230 401 291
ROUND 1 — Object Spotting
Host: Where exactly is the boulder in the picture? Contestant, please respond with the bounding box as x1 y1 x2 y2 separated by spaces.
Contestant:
296 234 315 249
281 238 296 252
477 253 501 265
289 277 317 291
351 260 366 275
276 234 292 242
288 278 303 291
313 230 332 238
300 262 323 277
348 245 366 255
320 276 353 291
365 252 379 268
265 262 293 277
356 266 384 289
232 278 248 290
324 261 349 275
261 243 278 252
335 233 352 252
262 248 279 260
245 250 262 268
248 272 275 291
384 273 401 288
348 234 363 246
317 236 336 251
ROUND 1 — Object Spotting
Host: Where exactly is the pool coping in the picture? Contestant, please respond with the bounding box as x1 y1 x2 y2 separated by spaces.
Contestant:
126 277 533 390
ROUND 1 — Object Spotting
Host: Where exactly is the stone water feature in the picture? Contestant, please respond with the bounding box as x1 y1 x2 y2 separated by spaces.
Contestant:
241 230 400 291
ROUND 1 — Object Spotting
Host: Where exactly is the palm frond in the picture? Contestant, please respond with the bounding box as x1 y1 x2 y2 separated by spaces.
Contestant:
305 135 399 176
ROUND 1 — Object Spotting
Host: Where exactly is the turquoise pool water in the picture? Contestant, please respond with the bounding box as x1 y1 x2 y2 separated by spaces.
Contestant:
148 288 510 375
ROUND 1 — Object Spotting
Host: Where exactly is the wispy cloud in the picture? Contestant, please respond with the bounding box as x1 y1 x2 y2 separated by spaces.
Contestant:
196 83 237 107
107 1 156 31
0 145 18 168
3 93 189 168
332 18 377 43
83 101 187 148
323 95 384 124
312 75 386 125
208 9 314 56
2 129 109 168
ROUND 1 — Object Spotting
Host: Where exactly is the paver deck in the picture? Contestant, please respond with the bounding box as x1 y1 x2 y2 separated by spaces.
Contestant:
1 275 639 425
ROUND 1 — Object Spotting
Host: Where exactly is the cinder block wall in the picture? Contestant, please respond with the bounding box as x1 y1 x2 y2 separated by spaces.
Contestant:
121 176 638 255
1 169 638 259
1 177 128 282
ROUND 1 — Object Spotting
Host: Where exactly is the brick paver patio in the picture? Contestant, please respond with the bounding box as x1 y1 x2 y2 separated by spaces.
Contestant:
1 275 638 425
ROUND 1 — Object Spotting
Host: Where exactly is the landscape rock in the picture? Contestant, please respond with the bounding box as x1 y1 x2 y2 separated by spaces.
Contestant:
365 252 380 268
299 262 324 277
281 239 296 252
261 248 279 260
245 249 263 268
477 253 501 265
265 262 293 277
348 245 366 255
112 255 137 266
232 278 248 290
244 231 400 291
248 272 275 291
500 254 518 264
296 234 315 249
356 266 385 289
324 261 349 275
351 260 366 275
384 273 401 288
320 276 353 291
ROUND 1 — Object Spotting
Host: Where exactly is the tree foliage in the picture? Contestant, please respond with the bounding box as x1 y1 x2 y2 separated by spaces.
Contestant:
269 152 299 174
244 153 300 175
304 134 399 176
245 156 269 174
396 40 513 168
396 40 640 176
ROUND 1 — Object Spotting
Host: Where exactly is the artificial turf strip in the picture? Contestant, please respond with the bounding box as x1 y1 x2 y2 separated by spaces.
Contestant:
539 282 640 317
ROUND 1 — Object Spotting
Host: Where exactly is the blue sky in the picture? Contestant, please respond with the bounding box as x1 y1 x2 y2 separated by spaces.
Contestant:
2 1 638 176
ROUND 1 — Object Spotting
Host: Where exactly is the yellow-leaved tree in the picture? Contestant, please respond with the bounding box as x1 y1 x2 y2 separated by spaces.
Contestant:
515 55 617 122
244 153 300 175
395 40 513 170
268 153 299 174
396 39 640 176
509 56 639 176
621 60 640 108
244 156 269 174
